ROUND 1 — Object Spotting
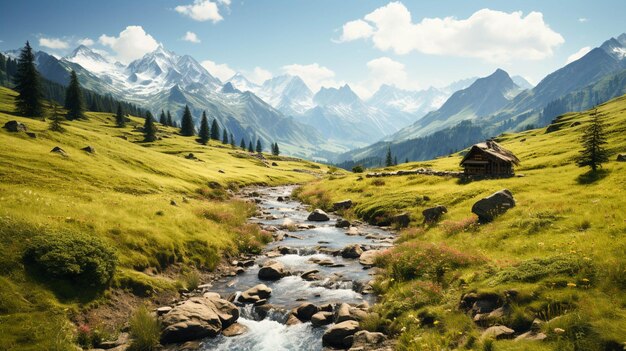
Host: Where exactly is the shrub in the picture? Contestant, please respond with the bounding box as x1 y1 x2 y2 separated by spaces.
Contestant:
371 179 386 186
183 269 200 291
129 305 160 351
352 165 364 173
492 255 595 284
24 233 117 287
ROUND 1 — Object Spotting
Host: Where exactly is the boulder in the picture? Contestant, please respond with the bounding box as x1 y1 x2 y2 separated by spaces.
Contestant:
471 189 515 223
333 199 353 211
358 250 381 267
238 284 272 303
341 244 363 259
258 260 288 281
617 154 626 162
156 306 173 316
335 219 351 228
515 331 547 341
81 146 96 153
335 303 355 323
307 209 330 221
277 196 285 201
311 311 334 327
351 330 386 348
185 153 197 160
222 322 248 337
322 320 360 348
422 205 448 223
50 146 67 156
301 269 321 281
3 120 27 132
481 325 515 340
160 296 238 344
271 162 278 166
26 132 37 138
391 212 410 228
295 303 320 321
286 314 302 325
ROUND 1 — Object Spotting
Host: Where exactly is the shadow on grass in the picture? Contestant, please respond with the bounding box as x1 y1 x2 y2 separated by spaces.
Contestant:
23 264 105 304
576 169 610 184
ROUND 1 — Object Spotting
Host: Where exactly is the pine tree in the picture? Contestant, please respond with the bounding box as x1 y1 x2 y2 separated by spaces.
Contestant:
576 109 610 172
14 41 43 117
230 133 235 148
271 142 280 156
385 145 393 167
256 139 263 153
180 105 195 136
210 119 220 140
240 138 246 150
167 110 173 127
393 156 398 166
222 129 228 144
248 141 254 152
115 103 125 127
143 111 157 142
405 158 409 163
159 110 167 125
64 70 84 120
48 102 65 132
198 112 210 144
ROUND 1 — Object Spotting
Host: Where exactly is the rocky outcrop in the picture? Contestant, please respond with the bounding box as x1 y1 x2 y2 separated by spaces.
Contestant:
322 320 360 348
333 199 353 211
359 250 382 267
50 146 68 156
307 209 330 221
3 120 27 132
471 189 515 223
295 303 319 321
481 325 515 340
422 205 447 223
258 260 288 280
81 146 96 153
341 244 363 259
159 296 239 344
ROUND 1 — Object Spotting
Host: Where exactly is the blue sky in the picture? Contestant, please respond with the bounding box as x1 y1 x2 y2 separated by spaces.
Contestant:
1 0 625 97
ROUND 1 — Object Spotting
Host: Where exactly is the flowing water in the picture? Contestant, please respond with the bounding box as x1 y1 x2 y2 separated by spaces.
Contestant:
201 185 395 351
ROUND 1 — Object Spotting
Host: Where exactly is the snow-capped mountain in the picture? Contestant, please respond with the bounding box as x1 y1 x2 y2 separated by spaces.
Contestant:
368 85 448 117
227 73 260 93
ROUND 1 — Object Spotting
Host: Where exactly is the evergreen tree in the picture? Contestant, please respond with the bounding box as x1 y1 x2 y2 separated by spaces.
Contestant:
159 110 167 125
14 41 43 117
48 103 65 133
167 111 173 127
393 156 398 166
115 103 125 127
180 105 195 136
198 112 210 144
576 109 610 172
271 142 280 156
248 141 254 152
222 129 229 144
143 111 157 142
64 70 85 120
240 138 246 150
256 139 263 153
230 133 235 148
210 118 220 140
405 158 409 163
385 145 393 167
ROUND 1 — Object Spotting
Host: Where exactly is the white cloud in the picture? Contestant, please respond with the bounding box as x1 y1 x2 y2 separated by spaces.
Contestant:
352 56 419 99
182 31 201 43
77 38 94 46
337 2 564 63
98 26 159 64
175 0 223 23
578 17 588 23
200 59 235 81
217 0 231 5
566 46 591 64
39 37 70 50
336 19 374 42
282 63 341 92
247 67 273 85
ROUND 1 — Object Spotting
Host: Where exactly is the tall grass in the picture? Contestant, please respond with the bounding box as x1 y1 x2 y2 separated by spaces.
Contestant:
129 305 160 351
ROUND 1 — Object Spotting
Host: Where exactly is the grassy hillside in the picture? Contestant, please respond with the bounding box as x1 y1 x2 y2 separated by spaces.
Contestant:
297 95 626 350
0 86 330 350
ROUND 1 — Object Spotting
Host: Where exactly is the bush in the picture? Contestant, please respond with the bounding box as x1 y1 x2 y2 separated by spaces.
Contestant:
492 255 595 284
352 165 364 173
129 305 160 351
24 233 117 287
183 269 200 291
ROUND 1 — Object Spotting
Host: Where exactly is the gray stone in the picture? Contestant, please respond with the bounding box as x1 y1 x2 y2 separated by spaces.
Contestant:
311 311 334 327
471 189 515 223
333 199 353 211
617 154 626 162
307 209 330 221
335 303 355 323
3 120 27 132
422 205 448 223
50 146 67 156
81 146 96 153
335 219 351 228
359 250 382 267
258 260 288 281
322 320 360 348
238 284 272 303
295 303 319 321
351 330 386 348
222 322 248 337
341 244 363 259
391 212 410 227
481 325 514 340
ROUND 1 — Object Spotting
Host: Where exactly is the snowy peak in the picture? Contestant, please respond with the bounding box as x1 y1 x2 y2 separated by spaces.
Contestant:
221 82 240 94
228 73 259 92
511 75 534 90
369 84 447 115
314 84 360 106
64 45 113 73
600 34 626 61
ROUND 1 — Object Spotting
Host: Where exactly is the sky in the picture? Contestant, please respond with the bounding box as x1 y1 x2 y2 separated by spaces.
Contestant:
1 0 626 98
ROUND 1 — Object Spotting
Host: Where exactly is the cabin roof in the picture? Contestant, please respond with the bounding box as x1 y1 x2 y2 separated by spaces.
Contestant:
460 140 520 166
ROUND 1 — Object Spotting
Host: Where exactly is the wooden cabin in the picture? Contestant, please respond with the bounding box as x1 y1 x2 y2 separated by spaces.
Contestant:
460 140 520 176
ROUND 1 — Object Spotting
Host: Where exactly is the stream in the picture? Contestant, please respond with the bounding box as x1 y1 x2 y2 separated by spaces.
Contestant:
199 185 396 351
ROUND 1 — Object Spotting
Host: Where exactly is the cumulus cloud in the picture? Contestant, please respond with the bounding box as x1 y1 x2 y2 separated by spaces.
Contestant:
99 26 159 64
175 0 223 23
77 38 95 46
247 67 273 85
39 37 70 50
182 31 201 43
200 59 235 81
566 46 591 64
282 63 341 92
336 19 374 42
578 17 588 23
351 56 419 99
337 2 564 63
